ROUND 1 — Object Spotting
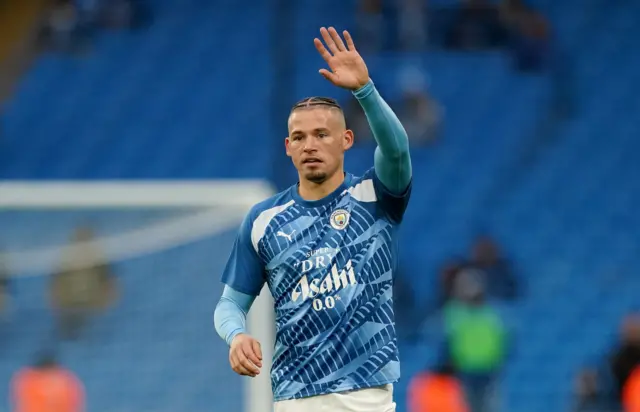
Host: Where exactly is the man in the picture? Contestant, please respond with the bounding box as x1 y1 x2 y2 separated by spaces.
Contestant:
611 314 640 398
50 225 118 340
623 365 640 412
468 236 519 301
214 27 411 411
443 272 507 412
0 248 10 319
408 363 468 412
11 353 85 412
573 314 640 412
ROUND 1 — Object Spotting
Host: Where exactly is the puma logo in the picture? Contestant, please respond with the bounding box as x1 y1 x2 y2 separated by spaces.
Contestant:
277 230 295 242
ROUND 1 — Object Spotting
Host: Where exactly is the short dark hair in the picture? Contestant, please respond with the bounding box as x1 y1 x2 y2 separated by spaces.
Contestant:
291 97 342 113
33 351 57 369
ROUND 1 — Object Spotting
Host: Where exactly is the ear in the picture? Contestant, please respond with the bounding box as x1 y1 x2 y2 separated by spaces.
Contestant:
285 137 292 157
343 129 355 151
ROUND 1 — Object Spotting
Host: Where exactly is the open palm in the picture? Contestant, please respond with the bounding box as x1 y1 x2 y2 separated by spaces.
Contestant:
314 27 370 91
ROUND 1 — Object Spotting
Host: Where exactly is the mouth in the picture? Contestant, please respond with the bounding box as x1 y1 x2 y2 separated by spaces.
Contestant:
302 157 323 165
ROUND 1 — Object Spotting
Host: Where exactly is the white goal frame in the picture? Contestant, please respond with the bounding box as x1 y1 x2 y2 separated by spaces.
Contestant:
0 179 276 412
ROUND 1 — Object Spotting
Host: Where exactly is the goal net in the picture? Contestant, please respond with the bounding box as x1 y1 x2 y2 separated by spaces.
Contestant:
0 180 275 412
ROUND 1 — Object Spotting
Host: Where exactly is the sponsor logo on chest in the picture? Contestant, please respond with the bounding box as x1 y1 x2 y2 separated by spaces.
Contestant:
291 259 356 303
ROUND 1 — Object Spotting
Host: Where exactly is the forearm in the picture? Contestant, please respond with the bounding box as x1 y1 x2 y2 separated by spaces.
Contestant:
214 286 256 346
353 80 412 193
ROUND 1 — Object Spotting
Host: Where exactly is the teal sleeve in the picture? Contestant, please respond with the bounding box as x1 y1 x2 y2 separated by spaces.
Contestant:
214 285 256 346
353 80 412 194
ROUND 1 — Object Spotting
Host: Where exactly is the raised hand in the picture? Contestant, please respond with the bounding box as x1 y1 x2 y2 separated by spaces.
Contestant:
229 333 263 377
314 27 370 91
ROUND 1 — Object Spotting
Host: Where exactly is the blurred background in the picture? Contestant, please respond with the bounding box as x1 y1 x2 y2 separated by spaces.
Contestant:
0 0 639 411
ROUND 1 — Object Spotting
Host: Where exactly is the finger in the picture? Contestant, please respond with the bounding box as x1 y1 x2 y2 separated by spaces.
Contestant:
238 350 260 375
328 27 346 51
243 343 262 368
230 353 252 376
319 69 339 84
240 358 260 376
314 38 332 62
252 340 263 362
233 353 257 376
320 27 339 54
234 362 255 377
230 350 237 367
343 30 356 51
246 341 263 367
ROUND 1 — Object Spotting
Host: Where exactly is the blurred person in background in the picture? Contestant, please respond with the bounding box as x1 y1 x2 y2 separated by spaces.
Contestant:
574 314 640 412
573 368 619 412
39 0 81 53
612 315 640 401
499 0 551 73
398 0 428 50
11 352 84 412
408 363 469 412
0 248 10 321
100 0 152 30
39 0 150 53
445 0 508 50
468 235 519 301
623 365 640 412
356 0 385 53
439 258 464 307
49 225 118 340
101 0 135 29
74 0 102 30
397 66 443 145
444 270 508 412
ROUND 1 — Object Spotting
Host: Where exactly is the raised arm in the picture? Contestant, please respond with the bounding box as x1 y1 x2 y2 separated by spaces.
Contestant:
314 27 411 194
354 81 411 193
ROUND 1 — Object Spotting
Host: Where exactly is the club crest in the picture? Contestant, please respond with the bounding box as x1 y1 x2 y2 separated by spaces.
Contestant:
330 209 350 230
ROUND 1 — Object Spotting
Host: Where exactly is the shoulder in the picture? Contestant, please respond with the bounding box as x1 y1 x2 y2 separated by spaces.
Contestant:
63 370 84 390
11 369 31 386
243 187 296 250
349 168 412 223
349 168 377 186
246 186 296 225
344 168 378 203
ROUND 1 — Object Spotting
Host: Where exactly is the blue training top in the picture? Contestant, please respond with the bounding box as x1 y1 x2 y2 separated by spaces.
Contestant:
214 80 412 401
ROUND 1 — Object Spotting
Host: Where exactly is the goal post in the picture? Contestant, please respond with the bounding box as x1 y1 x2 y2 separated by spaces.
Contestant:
0 179 275 412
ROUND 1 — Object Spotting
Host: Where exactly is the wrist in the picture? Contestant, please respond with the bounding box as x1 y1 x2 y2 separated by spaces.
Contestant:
352 79 374 99
227 329 245 346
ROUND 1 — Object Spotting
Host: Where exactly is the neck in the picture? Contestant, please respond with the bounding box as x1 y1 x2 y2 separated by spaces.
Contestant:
298 169 345 201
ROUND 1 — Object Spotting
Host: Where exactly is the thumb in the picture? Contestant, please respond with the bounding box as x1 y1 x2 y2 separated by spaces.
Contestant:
319 69 339 84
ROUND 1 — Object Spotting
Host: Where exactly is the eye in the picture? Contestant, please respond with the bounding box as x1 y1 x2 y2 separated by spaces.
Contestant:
318 132 328 138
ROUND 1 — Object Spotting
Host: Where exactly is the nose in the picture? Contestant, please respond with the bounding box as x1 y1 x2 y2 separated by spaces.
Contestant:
303 139 318 152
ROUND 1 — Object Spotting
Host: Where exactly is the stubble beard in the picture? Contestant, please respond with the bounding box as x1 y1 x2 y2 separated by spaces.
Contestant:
304 170 328 184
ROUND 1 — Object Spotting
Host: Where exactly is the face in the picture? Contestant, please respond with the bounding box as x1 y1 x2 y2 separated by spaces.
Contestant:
73 227 94 243
473 237 498 264
622 315 640 345
286 107 354 184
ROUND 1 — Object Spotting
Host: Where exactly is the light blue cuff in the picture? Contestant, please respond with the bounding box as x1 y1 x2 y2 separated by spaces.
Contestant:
214 286 256 346
352 79 375 100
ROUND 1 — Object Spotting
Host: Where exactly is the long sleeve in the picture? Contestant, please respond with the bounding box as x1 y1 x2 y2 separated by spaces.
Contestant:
214 285 256 346
353 80 412 194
